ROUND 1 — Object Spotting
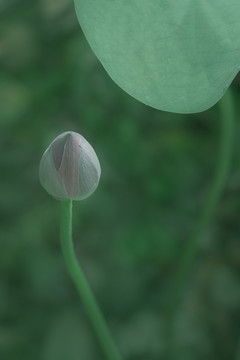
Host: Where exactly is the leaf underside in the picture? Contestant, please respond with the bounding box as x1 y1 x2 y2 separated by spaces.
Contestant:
74 0 240 114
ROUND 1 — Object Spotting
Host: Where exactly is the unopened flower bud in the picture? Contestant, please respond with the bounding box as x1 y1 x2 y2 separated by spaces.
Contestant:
39 131 101 200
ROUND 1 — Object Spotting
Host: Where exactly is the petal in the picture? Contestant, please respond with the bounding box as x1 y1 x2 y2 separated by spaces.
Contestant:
39 148 68 199
76 138 101 200
51 132 69 171
57 132 80 198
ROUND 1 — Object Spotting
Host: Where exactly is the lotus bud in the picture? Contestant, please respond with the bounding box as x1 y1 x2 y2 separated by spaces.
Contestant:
39 131 101 200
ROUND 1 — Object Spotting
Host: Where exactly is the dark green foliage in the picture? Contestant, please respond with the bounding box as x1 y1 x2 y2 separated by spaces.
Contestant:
0 1 240 360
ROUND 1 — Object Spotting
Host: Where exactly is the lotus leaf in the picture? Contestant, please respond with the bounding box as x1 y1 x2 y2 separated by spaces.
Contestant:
74 1 240 113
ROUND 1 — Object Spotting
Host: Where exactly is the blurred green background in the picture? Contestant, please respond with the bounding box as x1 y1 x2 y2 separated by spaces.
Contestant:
1 1 240 359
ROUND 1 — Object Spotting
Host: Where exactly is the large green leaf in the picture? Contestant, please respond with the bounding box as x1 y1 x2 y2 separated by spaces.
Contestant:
74 1 240 113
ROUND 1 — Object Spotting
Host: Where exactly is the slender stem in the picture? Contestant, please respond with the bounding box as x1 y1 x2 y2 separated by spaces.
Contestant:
60 199 122 360
166 89 235 349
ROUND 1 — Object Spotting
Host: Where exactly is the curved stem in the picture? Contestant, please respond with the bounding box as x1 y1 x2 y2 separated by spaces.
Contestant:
166 89 235 346
60 199 122 360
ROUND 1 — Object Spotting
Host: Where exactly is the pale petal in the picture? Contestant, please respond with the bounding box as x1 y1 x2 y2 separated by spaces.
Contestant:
58 133 80 198
76 139 101 200
51 132 69 171
39 148 68 199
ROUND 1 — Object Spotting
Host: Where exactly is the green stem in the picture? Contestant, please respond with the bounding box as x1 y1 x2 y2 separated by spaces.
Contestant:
166 89 235 347
60 199 122 360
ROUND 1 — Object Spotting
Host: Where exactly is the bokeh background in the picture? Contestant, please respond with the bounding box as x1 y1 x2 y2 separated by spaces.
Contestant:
1 1 240 359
